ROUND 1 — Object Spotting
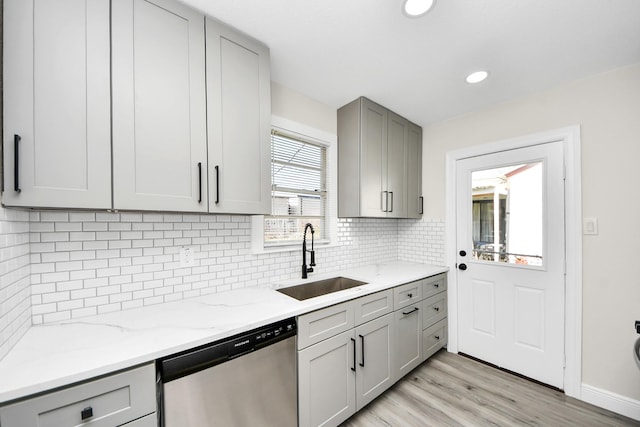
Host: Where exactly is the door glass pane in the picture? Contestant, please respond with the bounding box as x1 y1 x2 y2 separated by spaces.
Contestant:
471 162 543 266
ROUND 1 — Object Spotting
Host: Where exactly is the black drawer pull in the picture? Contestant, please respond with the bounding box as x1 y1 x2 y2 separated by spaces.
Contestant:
434 283 439 288
359 334 365 367
351 337 356 372
14 134 21 193
197 162 202 203
407 293 413 298
434 307 440 312
435 335 440 340
214 165 220 204
81 406 93 420
402 307 419 316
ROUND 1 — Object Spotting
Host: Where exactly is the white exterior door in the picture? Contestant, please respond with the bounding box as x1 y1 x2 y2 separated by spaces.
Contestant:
456 141 565 388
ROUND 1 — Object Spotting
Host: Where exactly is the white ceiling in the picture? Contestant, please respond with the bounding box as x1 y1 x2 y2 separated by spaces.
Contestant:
182 0 640 126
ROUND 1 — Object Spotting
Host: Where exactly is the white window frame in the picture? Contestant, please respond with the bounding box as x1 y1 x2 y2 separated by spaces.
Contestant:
251 115 338 254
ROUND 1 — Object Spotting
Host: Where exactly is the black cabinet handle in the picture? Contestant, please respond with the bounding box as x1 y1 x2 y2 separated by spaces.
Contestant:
381 191 388 212
407 293 413 298
434 283 439 288
350 337 356 372
435 335 440 340
402 307 419 316
81 406 93 420
359 334 365 367
197 162 202 203
214 165 220 204
14 135 21 193
419 196 424 214
434 307 440 312
389 191 393 212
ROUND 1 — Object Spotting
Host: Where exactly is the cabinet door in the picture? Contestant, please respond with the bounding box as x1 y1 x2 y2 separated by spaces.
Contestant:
355 313 394 409
359 98 388 217
386 112 407 218
298 330 356 427
406 122 423 218
2 0 111 209
394 304 423 381
112 0 207 212
206 18 271 214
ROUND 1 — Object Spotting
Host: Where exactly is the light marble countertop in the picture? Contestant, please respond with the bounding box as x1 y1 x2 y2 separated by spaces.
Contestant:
0 262 447 404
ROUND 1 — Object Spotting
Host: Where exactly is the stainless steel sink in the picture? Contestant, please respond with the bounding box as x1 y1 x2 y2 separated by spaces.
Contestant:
276 277 367 301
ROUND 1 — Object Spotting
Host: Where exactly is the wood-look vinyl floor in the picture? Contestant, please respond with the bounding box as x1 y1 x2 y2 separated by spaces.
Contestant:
342 349 640 427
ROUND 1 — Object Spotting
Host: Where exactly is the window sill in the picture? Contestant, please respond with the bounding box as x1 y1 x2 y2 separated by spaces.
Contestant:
251 241 340 256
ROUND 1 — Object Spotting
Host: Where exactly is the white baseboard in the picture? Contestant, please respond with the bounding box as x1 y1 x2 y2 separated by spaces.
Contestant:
581 384 640 421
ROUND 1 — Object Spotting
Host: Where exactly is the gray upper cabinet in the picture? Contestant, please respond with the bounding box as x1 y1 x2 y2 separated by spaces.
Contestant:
112 0 208 212
2 0 112 209
206 18 272 215
338 97 422 218
387 111 408 218
406 123 423 218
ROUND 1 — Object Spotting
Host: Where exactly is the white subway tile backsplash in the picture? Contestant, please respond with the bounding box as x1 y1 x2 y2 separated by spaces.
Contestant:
1 204 446 360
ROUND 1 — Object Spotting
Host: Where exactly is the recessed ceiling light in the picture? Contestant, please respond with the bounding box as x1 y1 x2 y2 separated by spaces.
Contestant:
403 0 436 17
466 71 489 84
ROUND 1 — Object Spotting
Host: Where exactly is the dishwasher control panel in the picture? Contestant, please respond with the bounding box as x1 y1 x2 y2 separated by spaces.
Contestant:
159 317 297 382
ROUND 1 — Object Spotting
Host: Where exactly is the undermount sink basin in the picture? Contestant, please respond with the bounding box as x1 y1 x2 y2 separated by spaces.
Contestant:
276 277 368 301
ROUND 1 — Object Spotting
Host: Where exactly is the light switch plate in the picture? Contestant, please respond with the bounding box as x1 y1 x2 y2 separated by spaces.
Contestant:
180 246 194 267
583 217 598 235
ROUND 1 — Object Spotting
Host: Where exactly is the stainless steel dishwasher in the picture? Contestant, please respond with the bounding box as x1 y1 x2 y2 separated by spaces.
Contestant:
158 318 297 427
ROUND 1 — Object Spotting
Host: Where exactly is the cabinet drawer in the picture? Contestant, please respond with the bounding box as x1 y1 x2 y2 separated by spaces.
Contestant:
298 301 355 349
422 292 447 328
354 289 393 326
422 318 448 361
0 363 155 427
393 281 422 310
423 274 447 299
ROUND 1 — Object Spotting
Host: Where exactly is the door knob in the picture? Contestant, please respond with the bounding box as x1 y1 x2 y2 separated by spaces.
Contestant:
458 263 467 271
459 250 467 257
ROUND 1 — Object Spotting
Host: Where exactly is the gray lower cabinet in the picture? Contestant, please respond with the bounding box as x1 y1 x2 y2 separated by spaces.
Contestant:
354 313 394 409
422 274 448 361
0 363 156 427
297 273 447 427
393 302 423 381
297 291 394 427
298 330 356 427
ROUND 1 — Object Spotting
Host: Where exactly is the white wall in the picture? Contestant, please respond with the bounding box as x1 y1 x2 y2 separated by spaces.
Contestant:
422 63 640 401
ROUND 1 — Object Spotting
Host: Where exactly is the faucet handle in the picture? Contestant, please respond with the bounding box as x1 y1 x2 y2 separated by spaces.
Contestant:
310 250 316 267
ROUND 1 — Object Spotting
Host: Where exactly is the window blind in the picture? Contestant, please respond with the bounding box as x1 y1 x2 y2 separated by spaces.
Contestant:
265 131 327 244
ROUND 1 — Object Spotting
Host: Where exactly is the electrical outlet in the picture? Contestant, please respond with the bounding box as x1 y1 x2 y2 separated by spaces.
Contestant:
180 246 194 267
583 217 598 235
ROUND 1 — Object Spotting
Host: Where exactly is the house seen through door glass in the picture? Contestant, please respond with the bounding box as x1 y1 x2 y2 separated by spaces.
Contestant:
471 162 543 266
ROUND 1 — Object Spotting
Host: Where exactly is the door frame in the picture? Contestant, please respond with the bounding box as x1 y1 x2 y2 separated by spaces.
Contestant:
445 125 582 398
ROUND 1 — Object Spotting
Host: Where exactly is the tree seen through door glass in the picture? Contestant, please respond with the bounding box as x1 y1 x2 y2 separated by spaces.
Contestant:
471 162 543 266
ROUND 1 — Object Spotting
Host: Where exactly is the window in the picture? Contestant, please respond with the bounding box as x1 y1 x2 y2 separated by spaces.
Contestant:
264 130 328 246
